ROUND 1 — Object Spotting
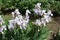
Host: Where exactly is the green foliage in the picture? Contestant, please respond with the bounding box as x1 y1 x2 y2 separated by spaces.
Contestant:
0 15 50 40
0 20 49 40
0 0 60 15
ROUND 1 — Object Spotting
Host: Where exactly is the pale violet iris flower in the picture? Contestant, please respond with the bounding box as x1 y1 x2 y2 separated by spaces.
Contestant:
15 9 21 16
11 12 15 18
41 18 46 26
0 15 4 25
33 3 53 26
0 25 6 34
8 24 14 30
36 3 41 8
1 25 7 30
0 27 3 34
32 19 42 26
47 10 53 16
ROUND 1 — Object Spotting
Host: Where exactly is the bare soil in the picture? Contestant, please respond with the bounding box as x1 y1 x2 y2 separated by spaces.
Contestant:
46 17 60 40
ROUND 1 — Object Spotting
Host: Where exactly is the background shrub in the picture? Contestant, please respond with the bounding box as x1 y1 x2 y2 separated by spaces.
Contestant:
0 0 60 16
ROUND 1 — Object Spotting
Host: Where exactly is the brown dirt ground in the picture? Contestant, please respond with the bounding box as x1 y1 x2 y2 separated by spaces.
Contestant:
46 17 60 40
47 17 60 32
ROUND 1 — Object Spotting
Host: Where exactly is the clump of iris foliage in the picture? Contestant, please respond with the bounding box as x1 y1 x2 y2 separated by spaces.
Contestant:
0 15 50 40
1 23 49 40
0 9 51 40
